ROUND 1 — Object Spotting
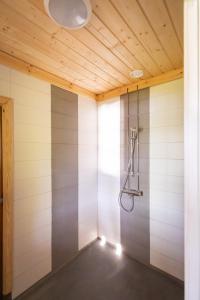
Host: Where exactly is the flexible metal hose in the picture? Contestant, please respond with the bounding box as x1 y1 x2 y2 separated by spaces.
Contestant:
118 137 136 213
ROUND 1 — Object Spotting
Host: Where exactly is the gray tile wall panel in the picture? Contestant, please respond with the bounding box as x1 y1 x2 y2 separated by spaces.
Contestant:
120 88 150 266
51 85 78 271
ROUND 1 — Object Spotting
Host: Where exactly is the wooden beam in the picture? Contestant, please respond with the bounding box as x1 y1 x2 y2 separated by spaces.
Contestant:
0 50 96 99
96 68 183 101
0 50 183 101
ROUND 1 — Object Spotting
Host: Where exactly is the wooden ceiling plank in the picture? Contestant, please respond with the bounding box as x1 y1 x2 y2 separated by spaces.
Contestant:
0 50 96 98
10 0 128 87
109 0 174 73
138 0 183 69
91 0 162 76
0 32 62 70
65 28 132 81
56 29 129 85
1 0 116 91
29 0 47 15
86 14 151 78
0 0 183 95
164 0 183 49
0 30 102 93
49 37 115 90
0 29 103 93
96 68 183 101
28 0 132 83
0 39 103 93
29 0 139 82
0 2 110 92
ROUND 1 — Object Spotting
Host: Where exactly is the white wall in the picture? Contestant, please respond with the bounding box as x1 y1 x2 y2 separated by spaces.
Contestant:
78 95 98 249
0 61 185 295
150 79 184 280
98 98 121 245
184 0 200 299
0 64 52 298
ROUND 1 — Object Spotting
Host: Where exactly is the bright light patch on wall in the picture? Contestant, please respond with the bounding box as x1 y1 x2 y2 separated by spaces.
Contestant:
98 100 120 177
100 236 106 246
98 99 121 246
115 243 122 256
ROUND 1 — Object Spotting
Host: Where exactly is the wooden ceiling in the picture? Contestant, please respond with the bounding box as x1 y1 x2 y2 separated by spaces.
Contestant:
0 0 183 97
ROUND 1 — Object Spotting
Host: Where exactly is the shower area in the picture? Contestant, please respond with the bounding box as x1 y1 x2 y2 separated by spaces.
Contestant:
10 75 184 300
98 78 184 282
120 88 150 266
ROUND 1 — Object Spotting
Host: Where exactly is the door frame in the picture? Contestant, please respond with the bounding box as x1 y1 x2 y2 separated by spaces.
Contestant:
0 96 13 297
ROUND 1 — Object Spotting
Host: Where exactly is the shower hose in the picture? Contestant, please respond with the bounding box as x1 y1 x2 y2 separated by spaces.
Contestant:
118 135 136 213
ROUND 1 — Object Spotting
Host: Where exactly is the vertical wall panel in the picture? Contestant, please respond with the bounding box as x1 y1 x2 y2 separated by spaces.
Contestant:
184 1 200 298
78 95 98 250
120 88 150 265
98 98 121 245
150 79 184 280
51 86 78 270
0 65 52 298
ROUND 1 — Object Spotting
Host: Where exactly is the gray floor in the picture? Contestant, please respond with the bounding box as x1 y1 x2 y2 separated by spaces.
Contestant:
17 241 184 300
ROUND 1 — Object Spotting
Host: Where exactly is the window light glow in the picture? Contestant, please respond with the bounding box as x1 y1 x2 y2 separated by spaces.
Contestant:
98 101 120 177
115 243 122 256
100 236 106 246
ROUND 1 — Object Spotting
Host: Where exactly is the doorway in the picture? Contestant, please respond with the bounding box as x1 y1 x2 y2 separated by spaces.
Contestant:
0 97 13 299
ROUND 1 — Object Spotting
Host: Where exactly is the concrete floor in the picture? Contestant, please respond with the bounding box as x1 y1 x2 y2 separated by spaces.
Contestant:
17 241 184 300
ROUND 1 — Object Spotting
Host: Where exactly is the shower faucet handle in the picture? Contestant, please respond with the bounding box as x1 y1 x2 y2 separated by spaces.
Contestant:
121 188 143 197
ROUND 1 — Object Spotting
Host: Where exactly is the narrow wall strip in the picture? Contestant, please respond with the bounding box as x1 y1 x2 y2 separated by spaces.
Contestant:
51 85 79 270
120 88 150 265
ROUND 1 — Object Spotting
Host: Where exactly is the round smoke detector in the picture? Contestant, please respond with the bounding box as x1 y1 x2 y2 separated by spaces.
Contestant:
130 70 144 79
44 0 92 29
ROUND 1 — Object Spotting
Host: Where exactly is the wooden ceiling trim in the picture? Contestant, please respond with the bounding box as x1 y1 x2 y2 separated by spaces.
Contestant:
96 68 183 101
0 50 183 102
0 40 102 93
8 0 130 87
0 30 103 93
138 0 183 69
0 2 111 92
111 0 174 73
91 0 162 76
86 13 151 78
164 0 183 49
0 50 96 98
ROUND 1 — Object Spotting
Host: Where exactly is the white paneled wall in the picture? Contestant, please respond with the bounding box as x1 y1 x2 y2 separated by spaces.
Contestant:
0 65 52 298
184 1 200 298
0 62 184 296
98 98 121 245
150 79 184 280
78 95 98 249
